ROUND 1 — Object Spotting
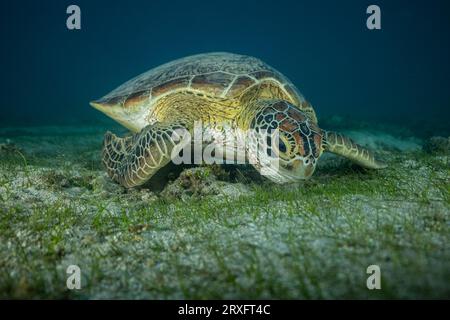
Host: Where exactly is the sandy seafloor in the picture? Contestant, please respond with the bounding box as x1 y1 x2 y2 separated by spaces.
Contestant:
0 121 448 299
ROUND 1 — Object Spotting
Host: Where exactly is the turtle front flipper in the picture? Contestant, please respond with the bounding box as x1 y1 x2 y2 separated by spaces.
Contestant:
322 131 387 169
102 122 189 188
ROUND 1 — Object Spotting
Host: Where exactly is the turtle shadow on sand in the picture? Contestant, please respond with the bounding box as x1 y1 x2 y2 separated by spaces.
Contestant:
138 163 261 199
139 162 188 192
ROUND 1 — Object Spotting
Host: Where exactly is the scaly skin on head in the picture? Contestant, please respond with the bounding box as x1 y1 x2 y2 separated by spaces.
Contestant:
235 99 323 183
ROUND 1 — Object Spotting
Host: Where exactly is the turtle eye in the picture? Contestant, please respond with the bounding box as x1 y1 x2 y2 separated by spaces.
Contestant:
278 139 287 153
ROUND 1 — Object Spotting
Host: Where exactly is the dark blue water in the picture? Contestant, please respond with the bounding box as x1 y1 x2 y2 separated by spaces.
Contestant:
1 0 449 136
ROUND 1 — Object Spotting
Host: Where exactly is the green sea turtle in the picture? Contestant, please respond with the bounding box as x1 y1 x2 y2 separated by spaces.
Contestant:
91 52 386 188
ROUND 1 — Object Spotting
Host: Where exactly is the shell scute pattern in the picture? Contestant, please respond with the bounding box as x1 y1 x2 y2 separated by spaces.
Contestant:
150 76 191 98
97 52 304 109
225 75 256 97
190 71 235 96
124 90 150 109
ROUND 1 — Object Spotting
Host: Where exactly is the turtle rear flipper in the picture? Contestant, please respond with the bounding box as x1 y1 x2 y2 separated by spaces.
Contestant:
322 131 387 169
102 122 189 188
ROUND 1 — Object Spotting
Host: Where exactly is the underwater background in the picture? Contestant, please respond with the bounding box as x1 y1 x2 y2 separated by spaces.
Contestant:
1 0 450 135
0 0 449 299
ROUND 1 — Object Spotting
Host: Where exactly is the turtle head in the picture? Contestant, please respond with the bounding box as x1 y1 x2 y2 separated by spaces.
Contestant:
249 100 323 183
90 95 149 133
